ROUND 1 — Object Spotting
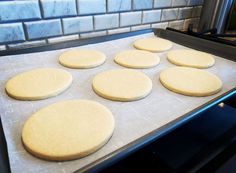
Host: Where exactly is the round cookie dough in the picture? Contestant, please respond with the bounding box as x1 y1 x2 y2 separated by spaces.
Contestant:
22 99 115 161
92 69 152 101
114 50 160 69
5 68 72 101
167 49 215 68
133 37 172 52
159 67 222 96
59 49 106 69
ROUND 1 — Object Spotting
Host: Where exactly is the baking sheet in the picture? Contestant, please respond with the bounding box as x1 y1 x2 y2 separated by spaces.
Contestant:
1 32 236 173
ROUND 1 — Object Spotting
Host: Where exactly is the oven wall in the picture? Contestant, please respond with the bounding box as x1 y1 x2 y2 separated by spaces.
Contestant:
0 0 203 50
198 0 234 33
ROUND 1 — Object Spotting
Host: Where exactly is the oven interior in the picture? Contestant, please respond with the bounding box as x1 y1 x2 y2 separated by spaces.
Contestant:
93 94 236 173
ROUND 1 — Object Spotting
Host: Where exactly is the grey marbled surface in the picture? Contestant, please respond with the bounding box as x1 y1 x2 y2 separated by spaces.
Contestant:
63 16 93 35
0 0 41 22
25 19 62 40
0 23 25 44
94 14 119 30
40 0 77 18
107 0 131 12
77 0 106 15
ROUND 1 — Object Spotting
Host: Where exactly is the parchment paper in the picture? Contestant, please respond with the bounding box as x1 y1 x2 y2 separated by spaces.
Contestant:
1 33 236 173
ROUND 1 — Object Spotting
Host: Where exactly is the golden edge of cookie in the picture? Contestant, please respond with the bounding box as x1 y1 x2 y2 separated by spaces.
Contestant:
159 76 222 97
5 74 73 101
22 128 114 161
58 53 106 69
59 59 106 69
92 80 152 102
167 53 215 69
113 58 159 69
133 43 172 53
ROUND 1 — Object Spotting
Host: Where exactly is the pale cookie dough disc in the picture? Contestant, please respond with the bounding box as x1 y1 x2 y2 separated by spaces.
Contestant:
133 37 172 52
114 50 160 69
5 68 72 100
22 99 115 161
167 49 215 68
93 69 152 101
159 67 222 96
59 49 106 69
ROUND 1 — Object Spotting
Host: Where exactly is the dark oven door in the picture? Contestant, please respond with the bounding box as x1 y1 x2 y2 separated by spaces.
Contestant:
94 93 236 173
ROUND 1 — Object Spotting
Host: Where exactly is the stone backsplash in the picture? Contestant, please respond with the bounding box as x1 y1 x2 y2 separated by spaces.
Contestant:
0 0 203 50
